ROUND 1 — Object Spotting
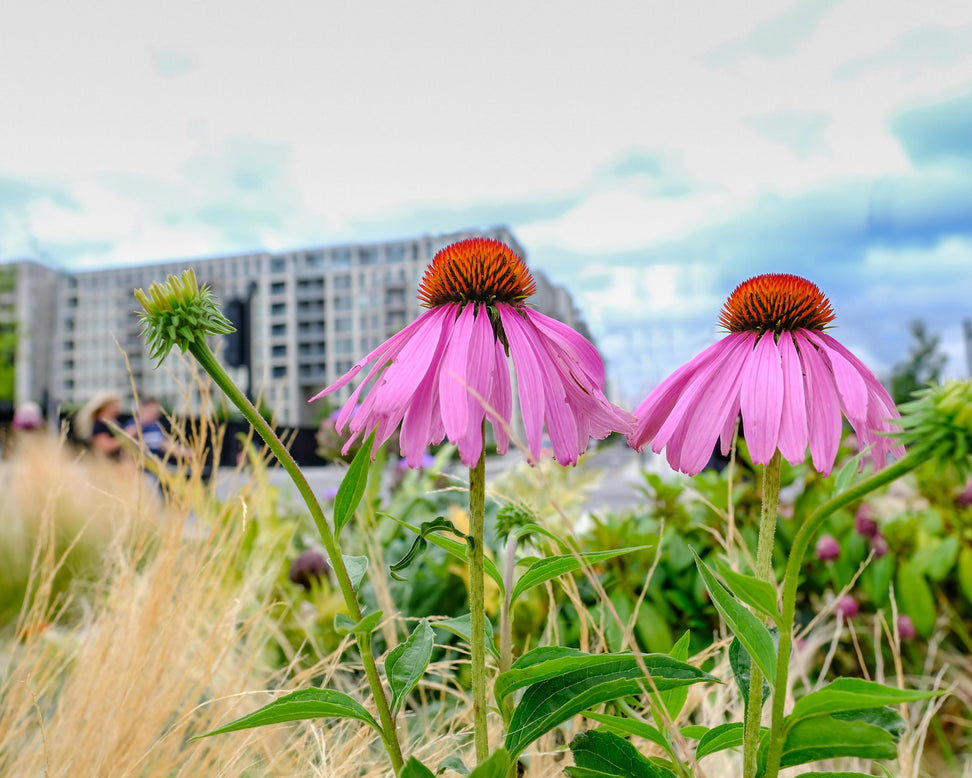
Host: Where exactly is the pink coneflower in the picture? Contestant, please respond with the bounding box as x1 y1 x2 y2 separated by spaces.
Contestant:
311 238 633 467
628 274 904 476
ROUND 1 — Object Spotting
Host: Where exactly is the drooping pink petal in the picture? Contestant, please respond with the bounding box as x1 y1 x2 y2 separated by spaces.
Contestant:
795 331 842 475
457 306 497 465
629 336 741 450
498 305 545 461
776 331 809 465
400 322 452 466
487 337 513 455
526 308 606 386
666 333 755 475
309 308 439 402
439 304 477 447
739 332 784 465
804 330 868 424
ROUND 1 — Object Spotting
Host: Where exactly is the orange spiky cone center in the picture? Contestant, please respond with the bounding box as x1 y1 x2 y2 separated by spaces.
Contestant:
418 238 536 308
719 273 835 333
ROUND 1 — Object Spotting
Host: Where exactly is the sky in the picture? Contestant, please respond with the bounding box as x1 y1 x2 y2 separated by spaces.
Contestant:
2 0 972 401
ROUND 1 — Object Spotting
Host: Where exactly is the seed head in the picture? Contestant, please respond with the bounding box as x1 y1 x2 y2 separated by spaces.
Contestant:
897 380 972 478
719 274 835 334
417 238 536 309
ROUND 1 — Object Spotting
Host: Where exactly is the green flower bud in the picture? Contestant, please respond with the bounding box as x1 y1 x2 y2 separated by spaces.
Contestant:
897 380 972 478
134 268 235 365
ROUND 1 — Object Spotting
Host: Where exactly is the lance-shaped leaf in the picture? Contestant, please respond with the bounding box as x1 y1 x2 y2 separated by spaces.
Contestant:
693 550 776 686
788 678 943 724
434 613 500 661
502 651 713 759
777 715 897 768
334 609 383 637
467 749 510 777
695 722 751 760
715 560 782 626
510 547 649 605
582 711 672 757
333 429 377 537
567 729 677 778
401 757 436 778
386 619 435 714
191 688 380 740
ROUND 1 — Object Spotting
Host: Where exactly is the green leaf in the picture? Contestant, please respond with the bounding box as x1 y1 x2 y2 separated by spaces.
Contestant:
958 546 972 606
385 619 435 714
729 632 777 710
502 651 713 759
695 722 748 759
788 678 942 723
467 749 510 778
434 613 500 661
191 687 380 740
510 547 648 605
834 448 868 493
779 715 897 767
496 647 712 704
693 550 777 686
797 773 881 778
402 757 437 778
714 561 782 625
926 535 959 581
436 755 469 775
343 555 369 592
390 516 466 580
832 708 906 740
334 609 383 637
583 711 672 756
658 630 691 721
896 561 936 637
566 729 676 778
391 516 505 594
333 429 376 537
680 725 708 739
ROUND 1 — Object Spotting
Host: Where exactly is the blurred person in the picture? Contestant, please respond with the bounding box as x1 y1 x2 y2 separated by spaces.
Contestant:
75 391 124 459
124 397 191 462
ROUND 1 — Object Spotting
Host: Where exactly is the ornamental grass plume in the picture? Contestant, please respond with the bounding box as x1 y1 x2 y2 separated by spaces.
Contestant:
628 274 904 476
311 238 634 467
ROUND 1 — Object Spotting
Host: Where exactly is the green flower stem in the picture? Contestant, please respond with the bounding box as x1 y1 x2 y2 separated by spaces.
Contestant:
743 451 781 778
468 447 489 764
190 340 405 775
762 448 925 778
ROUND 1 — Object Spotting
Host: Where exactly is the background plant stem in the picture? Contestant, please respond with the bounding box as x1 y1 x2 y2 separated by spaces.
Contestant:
468 447 489 764
762 449 923 778
190 341 405 775
743 451 781 778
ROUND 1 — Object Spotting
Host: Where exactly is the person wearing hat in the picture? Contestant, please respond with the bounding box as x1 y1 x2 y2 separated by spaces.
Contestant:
75 391 123 459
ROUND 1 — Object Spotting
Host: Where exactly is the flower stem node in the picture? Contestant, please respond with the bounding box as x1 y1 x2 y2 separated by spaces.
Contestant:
134 268 235 365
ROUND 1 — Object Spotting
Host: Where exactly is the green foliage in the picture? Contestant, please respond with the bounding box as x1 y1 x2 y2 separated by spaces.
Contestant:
385 619 435 714
567 729 676 777
889 320 947 405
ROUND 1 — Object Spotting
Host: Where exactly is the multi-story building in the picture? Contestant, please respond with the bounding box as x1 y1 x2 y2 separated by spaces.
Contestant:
0 260 60 413
9 227 592 429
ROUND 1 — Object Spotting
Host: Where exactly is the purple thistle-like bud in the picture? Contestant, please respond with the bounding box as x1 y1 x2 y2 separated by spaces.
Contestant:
870 533 889 559
289 549 330 590
835 594 859 619
897 614 917 641
815 534 841 562
854 504 879 539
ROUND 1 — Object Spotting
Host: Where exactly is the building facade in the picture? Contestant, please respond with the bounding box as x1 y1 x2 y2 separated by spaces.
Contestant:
7 227 595 429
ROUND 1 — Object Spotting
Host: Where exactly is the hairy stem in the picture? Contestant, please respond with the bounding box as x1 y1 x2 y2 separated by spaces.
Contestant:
743 451 781 778
762 449 924 778
468 447 489 764
190 341 405 774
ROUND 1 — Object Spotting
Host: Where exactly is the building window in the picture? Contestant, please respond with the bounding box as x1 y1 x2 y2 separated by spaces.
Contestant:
271 302 286 315
336 338 353 354
359 247 376 265
336 359 354 373
271 281 286 294
334 297 352 311
335 316 352 332
271 323 287 336
333 274 351 289
271 344 287 357
305 251 324 267
271 256 286 272
332 248 351 268
272 365 287 378
385 243 406 263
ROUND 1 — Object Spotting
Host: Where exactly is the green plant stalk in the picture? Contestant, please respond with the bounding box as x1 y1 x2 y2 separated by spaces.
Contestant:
500 534 517 778
468 446 489 764
743 451 781 778
761 448 924 778
190 340 405 774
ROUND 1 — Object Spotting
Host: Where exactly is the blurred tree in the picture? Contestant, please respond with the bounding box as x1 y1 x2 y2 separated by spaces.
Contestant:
0 266 17 406
889 320 946 405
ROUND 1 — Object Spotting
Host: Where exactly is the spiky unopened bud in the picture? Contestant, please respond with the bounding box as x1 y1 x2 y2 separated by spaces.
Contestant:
897 380 972 478
134 268 235 365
